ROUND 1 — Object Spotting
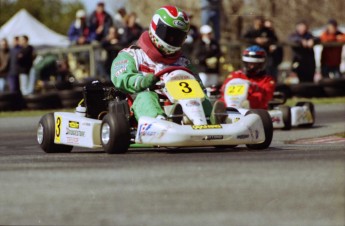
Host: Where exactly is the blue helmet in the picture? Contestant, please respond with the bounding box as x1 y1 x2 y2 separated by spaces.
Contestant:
242 45 267 76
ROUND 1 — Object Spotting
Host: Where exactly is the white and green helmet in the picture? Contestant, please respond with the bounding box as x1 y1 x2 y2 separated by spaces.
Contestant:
149 6 190 55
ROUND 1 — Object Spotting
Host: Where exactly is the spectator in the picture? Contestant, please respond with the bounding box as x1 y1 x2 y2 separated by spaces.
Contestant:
264 19 283 80
18 35 35 95
89 1 113 41
320 19 345 79
289 21 316 83
7 36 21 93
34 55 70 83
183 13 199 57
113 7 127 36
200 0 221 41
243 16 279 78
0 38 10 92
120 12 143 46
68 9 90 44
193 25 221 87
102 26 122 76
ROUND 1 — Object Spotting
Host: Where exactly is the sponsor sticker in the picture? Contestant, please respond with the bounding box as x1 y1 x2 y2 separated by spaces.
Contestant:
67 137 79 144
113 60 128 76
272 117 281 123
237 134 249 139
173 20 186 29
113 59 128 65
66 128 85 137
138 123 156 136
202 135 223 140
192 124 222 130
69 120 79 129
186 100 200 107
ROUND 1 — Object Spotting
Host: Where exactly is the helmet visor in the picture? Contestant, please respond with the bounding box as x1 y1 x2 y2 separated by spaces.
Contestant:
155 19 187 47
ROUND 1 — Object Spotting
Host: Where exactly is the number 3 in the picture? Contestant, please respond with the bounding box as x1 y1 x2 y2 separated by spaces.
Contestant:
179 82 192 93
56 117 61 137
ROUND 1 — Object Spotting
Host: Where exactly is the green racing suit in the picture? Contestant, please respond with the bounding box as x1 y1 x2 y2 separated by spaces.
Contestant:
111 45 212 120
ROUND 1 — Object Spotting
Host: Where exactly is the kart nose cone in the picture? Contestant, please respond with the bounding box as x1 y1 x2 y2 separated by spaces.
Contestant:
101 123 110 145
37 123 44 144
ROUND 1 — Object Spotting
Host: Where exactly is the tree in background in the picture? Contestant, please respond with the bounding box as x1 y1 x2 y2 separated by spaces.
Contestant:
0 0 84 35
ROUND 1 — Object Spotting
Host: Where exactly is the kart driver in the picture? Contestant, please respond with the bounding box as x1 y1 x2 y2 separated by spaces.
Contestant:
111 6 219 122
220 45 276 109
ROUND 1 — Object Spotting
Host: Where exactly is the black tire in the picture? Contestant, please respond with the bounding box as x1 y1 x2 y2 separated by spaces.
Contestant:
25 92 62 109
278 105 291 130
61 99 80 108
58 88 84 108
101 113 130 154
290 83 326 98
0 92 26 111
58 89 83 100
245 109 273 150
0 91 22 101
296 101 315 127
275 84 292 99
37 113 73 153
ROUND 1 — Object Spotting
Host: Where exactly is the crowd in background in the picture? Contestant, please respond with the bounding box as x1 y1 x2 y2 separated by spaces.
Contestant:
0 0 345 95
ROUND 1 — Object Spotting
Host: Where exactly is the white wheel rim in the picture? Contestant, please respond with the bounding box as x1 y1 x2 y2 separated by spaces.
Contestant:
37 123 44 144
101 123 110 145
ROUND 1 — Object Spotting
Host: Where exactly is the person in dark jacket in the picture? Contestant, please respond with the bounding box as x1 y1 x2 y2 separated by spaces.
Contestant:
120 12 143 46
200 0 221 41
102 26 122 76
289 21 316 83
243 16 279 78
320 19 345 79
89 1 113 41
0 38 10 92
7 36 21 93
193 24 221 87
18 35 34 95
264 19 283 80
68 9 91 44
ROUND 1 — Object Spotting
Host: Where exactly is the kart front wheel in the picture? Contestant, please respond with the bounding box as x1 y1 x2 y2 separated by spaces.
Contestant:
245 109 273 150
296 101 315 127
101 113 130 154
278 105 291 130
37 113 73 153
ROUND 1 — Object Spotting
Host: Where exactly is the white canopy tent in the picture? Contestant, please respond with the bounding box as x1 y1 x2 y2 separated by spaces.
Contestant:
0 9 70 47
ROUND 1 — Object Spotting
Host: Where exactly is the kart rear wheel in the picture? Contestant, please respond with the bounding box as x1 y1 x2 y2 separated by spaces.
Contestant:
278 105 291 130
37 113 73 153
296 101 315 127
101 113 130 154
245 109 273 150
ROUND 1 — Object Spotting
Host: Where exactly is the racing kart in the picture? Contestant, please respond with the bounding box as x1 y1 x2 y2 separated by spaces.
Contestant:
223 78 315 130
37 67 273 154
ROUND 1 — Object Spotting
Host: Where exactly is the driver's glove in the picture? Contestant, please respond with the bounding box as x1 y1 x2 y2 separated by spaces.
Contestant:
139 74 158 90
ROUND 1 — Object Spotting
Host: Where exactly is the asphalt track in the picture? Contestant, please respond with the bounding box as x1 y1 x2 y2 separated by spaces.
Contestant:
0 104 344 226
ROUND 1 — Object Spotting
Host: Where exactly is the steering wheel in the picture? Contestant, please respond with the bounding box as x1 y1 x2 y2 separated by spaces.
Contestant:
154 66 194 78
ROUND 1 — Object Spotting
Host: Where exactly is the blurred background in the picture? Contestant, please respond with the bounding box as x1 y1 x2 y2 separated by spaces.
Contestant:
0 0 344 111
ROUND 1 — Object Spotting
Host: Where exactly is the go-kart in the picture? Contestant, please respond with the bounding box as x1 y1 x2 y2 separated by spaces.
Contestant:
37 67 273 154
223 78 315 130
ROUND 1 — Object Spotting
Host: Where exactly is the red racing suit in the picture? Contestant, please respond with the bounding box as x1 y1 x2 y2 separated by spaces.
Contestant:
220 70 275 109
